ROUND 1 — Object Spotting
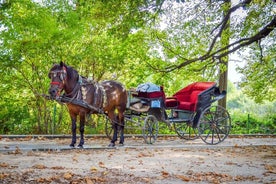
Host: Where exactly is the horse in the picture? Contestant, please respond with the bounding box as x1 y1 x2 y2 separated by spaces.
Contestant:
48 62 127 147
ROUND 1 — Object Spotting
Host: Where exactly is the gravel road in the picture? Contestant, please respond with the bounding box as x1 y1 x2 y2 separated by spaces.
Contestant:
0 136 275 184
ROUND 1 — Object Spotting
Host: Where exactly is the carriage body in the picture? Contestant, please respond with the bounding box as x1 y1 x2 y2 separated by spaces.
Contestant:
124 82 231 145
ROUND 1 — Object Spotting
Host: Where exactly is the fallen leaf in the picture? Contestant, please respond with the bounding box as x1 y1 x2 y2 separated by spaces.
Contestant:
33 164 47 169
98 162 105 168
63 172 73 180
161 171 170 178
72 155 78 162
51 166 64 170
15 146 22 154
85 177 94 184
264 164 276 174
175 174 190 181
225 161 236 165
90 166 98 173
0 173 10 180
37 136 45 140
91 177 107 182
142 177 151 183
36 178 46 183
0 163 9 167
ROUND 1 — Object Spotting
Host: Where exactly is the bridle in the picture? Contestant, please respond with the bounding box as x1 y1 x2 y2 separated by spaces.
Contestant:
49 66 67 96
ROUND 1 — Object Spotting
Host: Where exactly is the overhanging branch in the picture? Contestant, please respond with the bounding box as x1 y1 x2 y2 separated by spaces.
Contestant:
152 1 275 73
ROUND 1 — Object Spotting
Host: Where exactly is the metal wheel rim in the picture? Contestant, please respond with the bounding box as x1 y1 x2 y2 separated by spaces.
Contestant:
142 115 159 144
198 105 231 145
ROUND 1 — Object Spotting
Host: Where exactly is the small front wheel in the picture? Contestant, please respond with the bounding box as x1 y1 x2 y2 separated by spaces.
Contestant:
103 115 113 140
198 105 231 145
142 115 159 144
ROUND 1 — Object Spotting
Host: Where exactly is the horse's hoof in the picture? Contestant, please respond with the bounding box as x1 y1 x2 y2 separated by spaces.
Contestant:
108 143 115 147
78 145 83 148
70 144 75 148
119 142 124 146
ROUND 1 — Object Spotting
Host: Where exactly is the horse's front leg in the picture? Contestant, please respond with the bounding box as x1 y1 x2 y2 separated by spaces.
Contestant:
78 113 85 148
108 112 117 147
70 115 77 148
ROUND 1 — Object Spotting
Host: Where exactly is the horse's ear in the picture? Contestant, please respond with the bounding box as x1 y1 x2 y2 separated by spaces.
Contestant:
60 61 65 67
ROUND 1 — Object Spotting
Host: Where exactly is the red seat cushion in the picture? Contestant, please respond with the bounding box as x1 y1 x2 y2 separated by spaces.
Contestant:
137 91 165 98
178 101 195 111
170 82 216 111
165 98 179 108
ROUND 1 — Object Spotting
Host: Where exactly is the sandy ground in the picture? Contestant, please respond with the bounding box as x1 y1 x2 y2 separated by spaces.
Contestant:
0 136 275 184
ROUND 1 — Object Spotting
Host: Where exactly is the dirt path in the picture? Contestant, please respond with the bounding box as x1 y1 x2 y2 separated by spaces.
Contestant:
0 136 275 184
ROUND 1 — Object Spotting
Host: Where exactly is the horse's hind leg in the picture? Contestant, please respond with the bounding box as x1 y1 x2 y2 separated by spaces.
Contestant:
78 113 85 148
108 111 118 147
110 122 118 147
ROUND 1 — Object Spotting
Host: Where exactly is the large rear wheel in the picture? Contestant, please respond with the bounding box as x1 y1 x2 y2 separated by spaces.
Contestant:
198 105 231 145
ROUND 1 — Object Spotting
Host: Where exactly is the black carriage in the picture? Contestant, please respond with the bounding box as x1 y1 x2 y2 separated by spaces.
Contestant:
110 82 231 145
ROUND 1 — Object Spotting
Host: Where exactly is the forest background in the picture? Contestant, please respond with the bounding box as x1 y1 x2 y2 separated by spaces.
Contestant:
0 0 275 135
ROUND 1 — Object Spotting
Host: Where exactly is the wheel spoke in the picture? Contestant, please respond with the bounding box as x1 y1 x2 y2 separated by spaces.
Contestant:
143 115 158 144
198 105 231 145
173 122 199 140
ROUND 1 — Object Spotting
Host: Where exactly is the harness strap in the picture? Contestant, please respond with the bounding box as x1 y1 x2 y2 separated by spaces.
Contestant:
64 75 82 98
99 84 107 108
91 82 106 109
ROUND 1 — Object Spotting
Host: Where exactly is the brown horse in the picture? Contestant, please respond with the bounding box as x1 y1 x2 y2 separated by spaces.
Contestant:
48 62 127 147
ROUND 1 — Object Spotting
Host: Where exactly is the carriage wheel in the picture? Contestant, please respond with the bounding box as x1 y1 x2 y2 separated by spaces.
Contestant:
103 115 113 140
198 105 231 145
173 122 199 140
142 115 159 144
104 115 124 140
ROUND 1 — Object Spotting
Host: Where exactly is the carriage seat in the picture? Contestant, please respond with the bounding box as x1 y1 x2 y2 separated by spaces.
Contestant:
133 83 165 99
165 82 216 112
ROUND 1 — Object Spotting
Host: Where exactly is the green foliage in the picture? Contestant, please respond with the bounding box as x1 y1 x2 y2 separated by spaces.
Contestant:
227 81 276 134
230 111 276 134
0 0 274 135
237 43 276 103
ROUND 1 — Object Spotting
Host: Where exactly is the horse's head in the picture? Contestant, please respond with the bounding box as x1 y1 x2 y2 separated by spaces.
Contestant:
48 62 67 99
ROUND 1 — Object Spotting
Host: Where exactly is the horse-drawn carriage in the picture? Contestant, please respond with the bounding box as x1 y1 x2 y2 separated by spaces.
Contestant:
47 62 231 147
106 82 231 145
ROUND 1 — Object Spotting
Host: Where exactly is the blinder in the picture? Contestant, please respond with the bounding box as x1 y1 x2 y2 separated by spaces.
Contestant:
49 67 67 82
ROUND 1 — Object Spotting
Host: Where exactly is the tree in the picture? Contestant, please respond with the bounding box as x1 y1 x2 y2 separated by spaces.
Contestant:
0 0 155 133
147 0 275 102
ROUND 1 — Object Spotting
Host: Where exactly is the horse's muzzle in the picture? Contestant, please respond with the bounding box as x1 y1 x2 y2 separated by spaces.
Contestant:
48 86 59 99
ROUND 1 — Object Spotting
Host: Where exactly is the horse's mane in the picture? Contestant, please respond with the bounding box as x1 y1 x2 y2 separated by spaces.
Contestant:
65 65 78 81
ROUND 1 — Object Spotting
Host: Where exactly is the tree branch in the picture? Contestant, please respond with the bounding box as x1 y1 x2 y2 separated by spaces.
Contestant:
153 4 275 72
208 0 251 55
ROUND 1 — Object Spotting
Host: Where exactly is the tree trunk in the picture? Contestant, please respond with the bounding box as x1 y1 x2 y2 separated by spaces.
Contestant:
218 60 228 108
218 0 230 109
